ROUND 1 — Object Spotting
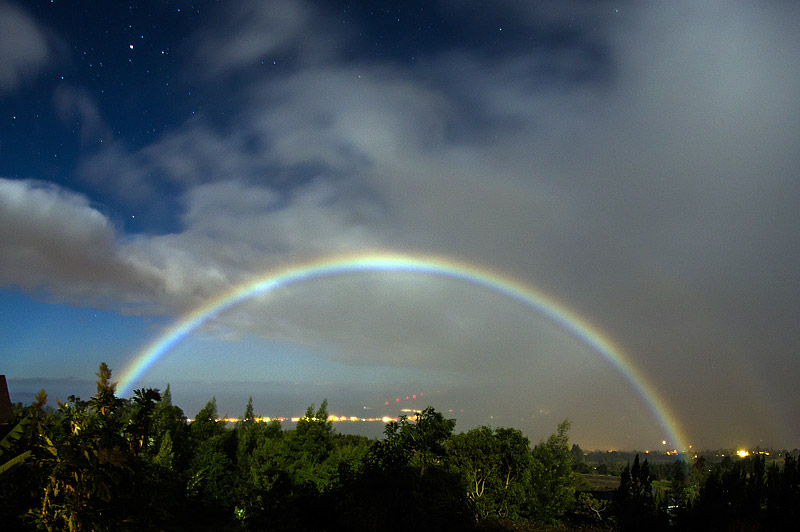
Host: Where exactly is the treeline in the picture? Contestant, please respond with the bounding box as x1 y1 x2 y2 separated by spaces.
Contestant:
0 364 579 531
611 449 800 531
2 364 800 531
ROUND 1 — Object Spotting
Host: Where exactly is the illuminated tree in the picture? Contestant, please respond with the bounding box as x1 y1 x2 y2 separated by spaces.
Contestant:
372 406 455 478
32 364 134 531
186 397 235 512
448 426 499 518
448 425 531 520
527 419 575 522
126 387 161 455
149 383 188 470
286 400 337 491
494 427 532 518
353 407 469 532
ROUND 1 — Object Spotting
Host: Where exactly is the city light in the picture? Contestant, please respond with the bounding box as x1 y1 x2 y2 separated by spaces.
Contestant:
194 414 405 424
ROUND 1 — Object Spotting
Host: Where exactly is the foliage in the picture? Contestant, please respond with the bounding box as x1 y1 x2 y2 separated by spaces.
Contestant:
679 452 800 531
527 419 575 523
448 425 532 521
449 426 501 518
343 407 471 532
0 415 32 477
186 396 237 517
287 399 336 491
570 443 591 474
10 363 800 531
613 454 665 531
31 367 134 531
575 492 612 525
149 383 189 471
371 406 456 478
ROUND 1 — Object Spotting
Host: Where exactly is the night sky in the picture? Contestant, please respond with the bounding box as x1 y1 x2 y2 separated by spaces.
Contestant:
2 0 800 450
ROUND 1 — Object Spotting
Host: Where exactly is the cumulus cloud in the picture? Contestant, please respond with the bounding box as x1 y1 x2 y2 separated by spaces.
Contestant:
0 178 161 309
11 0 799 446
0 2 56 94
77 143 163 206
53 86 113 147
191 0 340 77
183 178 386 255
68 0 800 352
0 178 253 314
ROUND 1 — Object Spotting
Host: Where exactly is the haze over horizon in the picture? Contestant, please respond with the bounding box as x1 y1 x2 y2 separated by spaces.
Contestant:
2 1 799 451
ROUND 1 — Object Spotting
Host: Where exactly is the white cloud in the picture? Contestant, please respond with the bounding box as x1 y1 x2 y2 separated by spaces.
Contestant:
0 178 161 309
9 0 799 446
0 2 55 94
191 0 339 77
53 86 112 146
77 143 164 206
60 0 800 341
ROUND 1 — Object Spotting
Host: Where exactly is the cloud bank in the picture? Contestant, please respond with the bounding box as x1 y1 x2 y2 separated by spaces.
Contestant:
2 0 799 448
0 2 58 94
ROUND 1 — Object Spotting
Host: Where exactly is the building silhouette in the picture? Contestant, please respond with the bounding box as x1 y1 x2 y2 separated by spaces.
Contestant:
0 375 14 425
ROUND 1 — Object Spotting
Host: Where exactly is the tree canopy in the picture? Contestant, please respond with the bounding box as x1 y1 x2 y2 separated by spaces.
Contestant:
3 363 798 531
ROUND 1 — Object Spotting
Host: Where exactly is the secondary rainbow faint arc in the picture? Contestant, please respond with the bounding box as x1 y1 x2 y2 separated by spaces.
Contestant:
117 252 689 451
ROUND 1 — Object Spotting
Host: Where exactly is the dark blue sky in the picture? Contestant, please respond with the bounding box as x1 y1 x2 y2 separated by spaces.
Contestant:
2 0 800 450
3 0 613 233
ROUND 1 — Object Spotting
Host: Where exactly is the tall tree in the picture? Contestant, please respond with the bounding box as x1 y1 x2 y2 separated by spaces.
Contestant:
527 419 575 522
150 384 188 469
32 365 135 531
615 453 662 530
448 425 531 521
186 397 236 513
362 407 468 532
448 426 499 518
493 427 532 518
370 407 455 479
570 443 590 473
126 387 161 455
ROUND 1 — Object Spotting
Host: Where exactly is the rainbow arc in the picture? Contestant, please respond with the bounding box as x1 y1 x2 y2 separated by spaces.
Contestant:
118 252 689 451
